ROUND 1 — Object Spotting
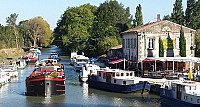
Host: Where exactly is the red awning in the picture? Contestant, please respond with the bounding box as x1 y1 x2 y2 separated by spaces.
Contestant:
142 58 166 62
109 58 133 64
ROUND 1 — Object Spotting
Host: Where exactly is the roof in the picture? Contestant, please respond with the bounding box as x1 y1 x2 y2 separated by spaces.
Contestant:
121 20 196 34
109 45 122 50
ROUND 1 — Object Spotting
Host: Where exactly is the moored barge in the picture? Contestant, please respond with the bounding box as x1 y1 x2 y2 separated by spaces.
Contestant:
25 67 65 97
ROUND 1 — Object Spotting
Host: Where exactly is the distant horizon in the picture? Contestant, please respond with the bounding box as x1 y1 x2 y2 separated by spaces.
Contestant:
0 0 187 30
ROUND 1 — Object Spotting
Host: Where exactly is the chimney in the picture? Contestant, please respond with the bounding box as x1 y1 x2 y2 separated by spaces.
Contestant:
157 14 160 22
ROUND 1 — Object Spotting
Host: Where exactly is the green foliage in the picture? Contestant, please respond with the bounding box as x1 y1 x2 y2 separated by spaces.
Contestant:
162 15 171 21
51 71 58 78
195 29 200 57
185 0 196 29
25 17 53 47
193 0 200 29
54 1 133 57
159 37 164 57
134 4 143 27
179 27 186 57
171 0 184 25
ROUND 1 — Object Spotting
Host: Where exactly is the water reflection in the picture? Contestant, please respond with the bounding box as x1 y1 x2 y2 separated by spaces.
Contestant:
26 95 66 106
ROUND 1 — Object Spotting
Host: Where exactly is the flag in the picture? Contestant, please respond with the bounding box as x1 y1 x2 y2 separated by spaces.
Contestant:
188 69 193 79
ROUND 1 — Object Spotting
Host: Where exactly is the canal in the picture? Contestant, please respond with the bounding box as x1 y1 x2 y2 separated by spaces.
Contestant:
0 46 161 107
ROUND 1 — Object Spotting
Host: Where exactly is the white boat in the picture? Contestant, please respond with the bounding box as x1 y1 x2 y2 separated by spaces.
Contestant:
36 59 64 71
160 79 200 107
79 63 101 82
0 71 11 86
0 65 18 78
12 59 27 69
49 52 61 61
74 55 89 71
88 68 151 93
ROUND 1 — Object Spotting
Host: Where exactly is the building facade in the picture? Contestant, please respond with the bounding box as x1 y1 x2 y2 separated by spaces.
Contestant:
121 20 196 63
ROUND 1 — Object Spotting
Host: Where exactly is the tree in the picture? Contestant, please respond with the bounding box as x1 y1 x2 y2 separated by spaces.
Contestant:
193 0 200 29
25 17 53 47
171 0 184 25
134 4 143 27
179 27 186 57
159 37 164 57
162 15 171 21
6 13 19 48
185 0 196 29
195 29 200 57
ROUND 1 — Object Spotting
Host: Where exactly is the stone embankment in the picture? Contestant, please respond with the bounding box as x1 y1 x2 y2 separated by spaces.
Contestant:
0 48 25 64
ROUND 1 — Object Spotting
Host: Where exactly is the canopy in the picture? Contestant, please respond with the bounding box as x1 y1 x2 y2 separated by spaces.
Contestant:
108 58 133 64
88 58 97 61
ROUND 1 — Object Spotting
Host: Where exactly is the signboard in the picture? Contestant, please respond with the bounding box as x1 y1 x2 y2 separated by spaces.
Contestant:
162 39 175 49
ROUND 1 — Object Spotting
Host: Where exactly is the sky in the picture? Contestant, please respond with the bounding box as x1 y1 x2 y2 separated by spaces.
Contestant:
0 0 187 30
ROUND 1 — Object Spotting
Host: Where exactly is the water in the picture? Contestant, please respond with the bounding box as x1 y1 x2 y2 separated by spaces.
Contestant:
0 46 161 107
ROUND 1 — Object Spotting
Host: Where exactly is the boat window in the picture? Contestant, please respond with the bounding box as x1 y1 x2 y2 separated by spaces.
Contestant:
130 73 132 76
191 98 193 101
126 73 129 76
123 81 126 85
116 73 119 76
121 73 124 76
190 86 191 90
114 79 116 83
103 73 106 79
112 73 115 77
98 72 101 77
197 99 200 103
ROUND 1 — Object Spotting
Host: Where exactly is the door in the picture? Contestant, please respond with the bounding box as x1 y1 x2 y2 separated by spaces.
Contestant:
106 73 111 83
176 84 181 99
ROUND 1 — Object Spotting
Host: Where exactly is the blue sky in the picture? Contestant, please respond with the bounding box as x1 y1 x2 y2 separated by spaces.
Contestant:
0 0 187 30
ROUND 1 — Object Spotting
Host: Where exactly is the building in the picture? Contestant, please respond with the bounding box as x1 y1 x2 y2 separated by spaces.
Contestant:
107 45 122 57
121 16 196 73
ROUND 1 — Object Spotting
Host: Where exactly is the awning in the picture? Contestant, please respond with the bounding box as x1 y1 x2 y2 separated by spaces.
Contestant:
109 58 133 64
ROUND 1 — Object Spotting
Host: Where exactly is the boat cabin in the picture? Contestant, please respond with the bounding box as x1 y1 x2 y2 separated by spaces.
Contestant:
161 81 200 104
96 69 143 85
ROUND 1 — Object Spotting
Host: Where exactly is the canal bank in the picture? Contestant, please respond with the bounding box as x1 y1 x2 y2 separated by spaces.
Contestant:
0 46 161 107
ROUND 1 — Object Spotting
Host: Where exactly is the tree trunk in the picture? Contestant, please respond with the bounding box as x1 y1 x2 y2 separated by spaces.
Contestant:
14 26 19 48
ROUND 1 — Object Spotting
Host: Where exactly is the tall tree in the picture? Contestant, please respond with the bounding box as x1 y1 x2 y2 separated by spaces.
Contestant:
195 29 200 57
179 27 186 57
171 0 184 25
162 15 171 21
159 37 164 57
25 17 53 47
185 0 196 29
134 4 143 27
6 13 19 48
193 0 200 29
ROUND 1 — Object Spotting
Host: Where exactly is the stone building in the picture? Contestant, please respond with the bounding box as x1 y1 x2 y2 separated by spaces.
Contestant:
107 45 122 57
121 18 196 63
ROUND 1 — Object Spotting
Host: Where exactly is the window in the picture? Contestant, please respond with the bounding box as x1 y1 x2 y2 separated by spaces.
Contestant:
148 38 154 49
98 72 101 77
121 73 124 76
126 39 128 48
134 38 137 48
131 39 133 48
123 81 126 85
112 73 115 77
175 38 179 49
126 73 129 76
114 79 116 83
116 73 119 76
130 73 133 76
197 99 200 103
123 39 125 48
128 39 130 48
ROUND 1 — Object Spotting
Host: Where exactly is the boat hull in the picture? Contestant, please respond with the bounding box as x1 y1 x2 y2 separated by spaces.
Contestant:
88 77 150 93
25 78 66 97
160 95 200 107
